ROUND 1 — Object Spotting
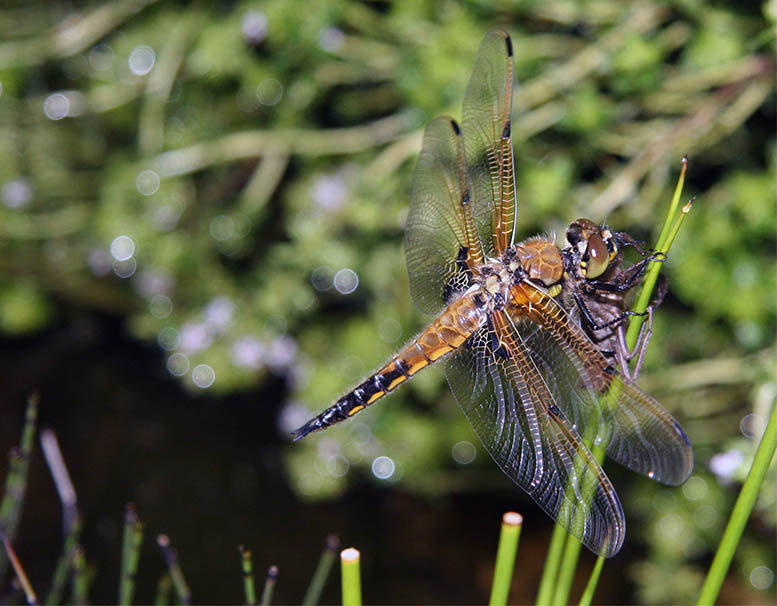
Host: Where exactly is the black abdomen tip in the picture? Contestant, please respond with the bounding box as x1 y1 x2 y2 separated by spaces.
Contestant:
291 419 319 441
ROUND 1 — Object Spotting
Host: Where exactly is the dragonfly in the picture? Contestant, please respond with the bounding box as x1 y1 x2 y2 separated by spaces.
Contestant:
293 29 692 558
560 219 669 381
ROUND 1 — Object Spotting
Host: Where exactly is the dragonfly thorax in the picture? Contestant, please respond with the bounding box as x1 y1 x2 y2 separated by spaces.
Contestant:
508 236 564 288
469 261 513 312
469 236 565 312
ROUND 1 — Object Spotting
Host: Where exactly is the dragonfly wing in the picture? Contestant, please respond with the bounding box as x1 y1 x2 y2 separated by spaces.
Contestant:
513 283 693 486
445 319 625 558
406 117 486 314
461 29 517 256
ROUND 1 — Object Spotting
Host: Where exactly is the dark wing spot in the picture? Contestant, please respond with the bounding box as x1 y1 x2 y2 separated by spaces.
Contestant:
456 247 469 272
486 315 509 360
443 270 472 305
502 121 511 139
450 119 461 136
493 345 509 360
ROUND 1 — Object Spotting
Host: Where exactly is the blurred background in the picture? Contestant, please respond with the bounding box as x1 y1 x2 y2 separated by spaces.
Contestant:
0 0 774 604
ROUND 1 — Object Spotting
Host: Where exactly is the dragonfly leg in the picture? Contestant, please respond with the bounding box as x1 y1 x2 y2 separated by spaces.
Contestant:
614 305 655 381
574 292 648 332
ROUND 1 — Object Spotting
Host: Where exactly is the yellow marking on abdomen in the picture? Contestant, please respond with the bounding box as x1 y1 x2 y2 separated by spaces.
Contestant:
366 391 384 405
387 375 407 390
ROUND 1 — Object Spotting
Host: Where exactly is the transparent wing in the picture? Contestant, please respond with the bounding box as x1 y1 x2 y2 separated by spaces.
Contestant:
445 314 625 558
461 29 517 256
511 282 693 486
405 116 486 314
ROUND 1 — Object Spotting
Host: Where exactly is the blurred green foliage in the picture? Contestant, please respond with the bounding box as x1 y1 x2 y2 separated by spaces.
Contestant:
0 0 774 603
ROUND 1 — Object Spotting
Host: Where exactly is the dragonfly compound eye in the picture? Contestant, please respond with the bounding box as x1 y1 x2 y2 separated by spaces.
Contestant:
583 232 610 279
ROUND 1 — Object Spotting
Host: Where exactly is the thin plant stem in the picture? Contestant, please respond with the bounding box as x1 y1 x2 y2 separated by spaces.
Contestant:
626 197 694 348
239 545 257 606
302 534 340 606
0 393 38 581
551 523 584 606
157 535 191 605
340 548 362 606
578 555 606 606
154 574 172 606
548 432 609 605
119 506 134 602
653 155 688 252
71 545 89 604
40 428 78 535
488 512 523 606
118 504 144 606
536 522 569 606
1 528 38 605
260 565 278 606
696 399 777 605
45 515 82 605
625 153 691 351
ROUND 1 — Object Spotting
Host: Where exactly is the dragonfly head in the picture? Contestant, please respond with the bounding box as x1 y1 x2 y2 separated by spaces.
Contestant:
565 219 618 280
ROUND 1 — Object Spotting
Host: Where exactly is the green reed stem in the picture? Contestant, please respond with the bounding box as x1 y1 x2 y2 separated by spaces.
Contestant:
548 434 609 606
302 534 339 606
552 528 583 606
697 399 777 606
340 548 362 606
260 565 278 606
654 155 688 253
488 512 523 606
154 574 172 606
625 157 692 350
71 545 89 604
536 522 569 606
626 197 694 350
239 545 257 606
118 503 144 606
45 514 82 605
578 554 606 606
157 535 191 605
0 393 38 582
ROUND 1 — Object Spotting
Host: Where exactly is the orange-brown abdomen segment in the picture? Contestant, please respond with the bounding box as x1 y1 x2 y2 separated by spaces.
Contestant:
292 291 487 440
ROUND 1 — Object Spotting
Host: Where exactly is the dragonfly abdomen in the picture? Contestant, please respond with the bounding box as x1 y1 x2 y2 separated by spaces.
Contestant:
292 291 487 440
